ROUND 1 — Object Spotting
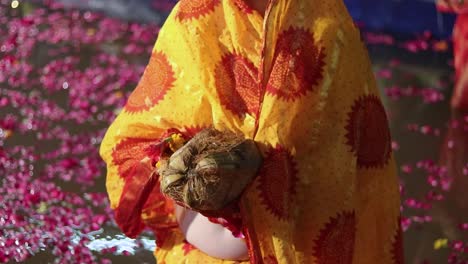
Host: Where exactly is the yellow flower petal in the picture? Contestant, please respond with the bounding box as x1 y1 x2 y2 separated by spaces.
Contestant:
434 238 448 250
169 133 185 152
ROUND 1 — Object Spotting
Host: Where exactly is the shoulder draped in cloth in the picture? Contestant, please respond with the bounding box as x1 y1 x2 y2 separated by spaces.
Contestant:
100 0 403 263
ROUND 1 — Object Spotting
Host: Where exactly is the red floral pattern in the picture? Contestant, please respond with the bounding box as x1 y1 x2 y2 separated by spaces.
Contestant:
257 145 298 220
176 0 221 21
125 52 175 113
266 26 326 101
345 95 392 169
215 53 261 118
313 211 356 264
112 138 156 180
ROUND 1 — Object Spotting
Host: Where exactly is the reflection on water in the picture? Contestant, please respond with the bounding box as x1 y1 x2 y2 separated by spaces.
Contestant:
85 231 156 255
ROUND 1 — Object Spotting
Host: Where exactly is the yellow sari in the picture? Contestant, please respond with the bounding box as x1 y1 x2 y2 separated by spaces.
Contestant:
99 0 403 263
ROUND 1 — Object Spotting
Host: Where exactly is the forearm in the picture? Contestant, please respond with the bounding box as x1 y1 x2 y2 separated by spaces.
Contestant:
175 205 248 261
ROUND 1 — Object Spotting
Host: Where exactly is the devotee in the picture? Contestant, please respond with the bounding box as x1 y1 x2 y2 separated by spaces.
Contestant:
100 0 402 262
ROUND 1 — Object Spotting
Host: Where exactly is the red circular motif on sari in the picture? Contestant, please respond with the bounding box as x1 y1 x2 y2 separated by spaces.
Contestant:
392 217 404 264
264 255 279 264
125 52 175 113
112 138 156 180
176 0 221 21
257 145 298 220
233 0 254 14
313 211 356 264
345 95 392 169
215 53 260 118
266 27 326 101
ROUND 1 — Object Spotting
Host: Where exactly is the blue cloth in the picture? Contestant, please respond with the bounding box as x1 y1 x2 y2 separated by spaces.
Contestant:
344 0 456 38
